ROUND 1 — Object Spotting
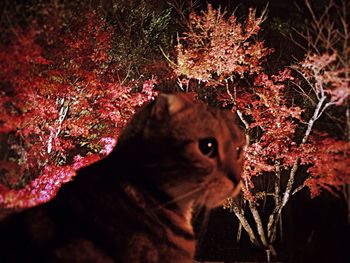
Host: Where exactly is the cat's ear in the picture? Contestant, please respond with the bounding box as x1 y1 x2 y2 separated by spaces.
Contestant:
151 93 189 119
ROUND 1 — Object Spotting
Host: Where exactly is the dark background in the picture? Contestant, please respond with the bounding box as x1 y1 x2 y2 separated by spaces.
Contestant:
1 0 349 262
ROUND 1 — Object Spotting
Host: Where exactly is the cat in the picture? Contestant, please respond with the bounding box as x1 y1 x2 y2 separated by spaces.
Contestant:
0 93 245 263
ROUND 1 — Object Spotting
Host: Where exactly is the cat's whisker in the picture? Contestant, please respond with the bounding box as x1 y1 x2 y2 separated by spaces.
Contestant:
0 93 246 263
195 187 210 208
155 184 206 210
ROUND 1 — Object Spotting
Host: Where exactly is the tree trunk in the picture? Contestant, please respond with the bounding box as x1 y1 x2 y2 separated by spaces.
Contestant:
231 203 260 247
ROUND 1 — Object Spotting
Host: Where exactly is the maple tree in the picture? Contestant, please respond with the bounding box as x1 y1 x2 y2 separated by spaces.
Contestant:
0 1 349 260
174 4 270 89
0 8 157 209
289 0 350 199
173 3 350 259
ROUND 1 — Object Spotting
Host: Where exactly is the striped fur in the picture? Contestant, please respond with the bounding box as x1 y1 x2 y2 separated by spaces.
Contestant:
0 93 245 263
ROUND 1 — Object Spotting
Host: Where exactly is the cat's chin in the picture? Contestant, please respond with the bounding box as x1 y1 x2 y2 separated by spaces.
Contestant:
230 181 242 198
206 181 242 209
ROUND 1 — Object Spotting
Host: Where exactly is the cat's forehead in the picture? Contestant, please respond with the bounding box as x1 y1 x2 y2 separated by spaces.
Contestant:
170 104 235 140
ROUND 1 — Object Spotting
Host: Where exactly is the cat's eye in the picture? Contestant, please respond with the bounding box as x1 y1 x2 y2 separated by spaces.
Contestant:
198 138 218 158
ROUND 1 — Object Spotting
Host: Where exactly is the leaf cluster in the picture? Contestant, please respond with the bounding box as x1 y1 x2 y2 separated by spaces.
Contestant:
175 4 271 84
172 4 350 199
0 7 157 209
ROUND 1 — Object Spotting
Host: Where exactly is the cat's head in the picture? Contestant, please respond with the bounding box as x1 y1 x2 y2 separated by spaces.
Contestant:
116 93 245 209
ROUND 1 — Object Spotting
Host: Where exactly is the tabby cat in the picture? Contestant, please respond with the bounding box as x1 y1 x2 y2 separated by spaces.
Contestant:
0 93 245 263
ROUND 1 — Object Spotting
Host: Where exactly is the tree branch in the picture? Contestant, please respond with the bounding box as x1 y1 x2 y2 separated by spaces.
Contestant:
231 202 260 247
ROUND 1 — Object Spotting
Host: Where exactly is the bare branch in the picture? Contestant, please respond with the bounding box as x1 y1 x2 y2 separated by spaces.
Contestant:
249 202 268 247
230 202 260 246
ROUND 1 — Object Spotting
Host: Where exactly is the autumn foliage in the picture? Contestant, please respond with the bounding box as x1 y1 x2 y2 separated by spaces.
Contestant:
0 10 157 209
0 3 349 256
175 4 270 87
175 4 350 196
173 3 350 252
